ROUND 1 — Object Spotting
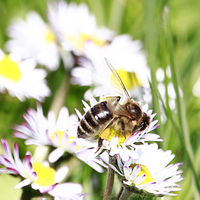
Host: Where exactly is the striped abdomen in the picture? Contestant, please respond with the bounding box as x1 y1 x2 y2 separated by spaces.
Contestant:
77 101 113 140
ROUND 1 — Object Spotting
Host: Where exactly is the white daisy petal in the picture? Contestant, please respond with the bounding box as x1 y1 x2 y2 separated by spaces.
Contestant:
48 183 83 198
15 179 32 189
55 166 69 182
48 148 65 163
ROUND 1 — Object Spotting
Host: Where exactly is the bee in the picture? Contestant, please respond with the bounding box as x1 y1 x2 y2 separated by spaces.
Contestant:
77 58 150 150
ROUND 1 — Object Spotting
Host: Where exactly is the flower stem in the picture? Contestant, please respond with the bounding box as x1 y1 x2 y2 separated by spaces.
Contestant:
50 73 70 117
103 155 116 200
116 186 124 200
116 186 136 200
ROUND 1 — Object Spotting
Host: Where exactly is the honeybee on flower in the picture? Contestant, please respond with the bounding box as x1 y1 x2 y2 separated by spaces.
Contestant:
75 59 161 161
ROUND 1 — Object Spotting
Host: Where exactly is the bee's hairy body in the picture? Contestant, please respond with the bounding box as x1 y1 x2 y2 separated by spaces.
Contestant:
77 101 114 140
77 96 150 143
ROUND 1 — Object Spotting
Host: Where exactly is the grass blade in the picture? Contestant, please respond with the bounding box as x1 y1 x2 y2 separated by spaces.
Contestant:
163 6 200 196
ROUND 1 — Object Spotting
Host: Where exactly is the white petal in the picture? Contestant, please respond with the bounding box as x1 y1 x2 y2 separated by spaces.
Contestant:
48 183 83 197
55 166 69 182
124 166 131 180
75 109 83 120
48 148 65 163
15 179 32 189
119 148 129 161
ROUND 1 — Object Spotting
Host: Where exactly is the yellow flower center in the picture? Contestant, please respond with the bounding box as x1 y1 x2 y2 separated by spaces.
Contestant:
132 164 154 185
112 69 144 90
100 127 131 145
32 162 56 186
0 55 21 82
50 130 65 142
50 131 81 150
67 32 106 52
45 30 56 43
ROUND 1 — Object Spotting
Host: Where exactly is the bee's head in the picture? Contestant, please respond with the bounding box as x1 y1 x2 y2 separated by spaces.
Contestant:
125 102 142 120
139 113 150 131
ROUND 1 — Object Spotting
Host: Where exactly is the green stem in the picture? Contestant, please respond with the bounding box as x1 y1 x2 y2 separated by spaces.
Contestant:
108 0 126 33
103 156 116 200
144 0 162 135
116 186 133 200
116 186 124 200
50 73 69 117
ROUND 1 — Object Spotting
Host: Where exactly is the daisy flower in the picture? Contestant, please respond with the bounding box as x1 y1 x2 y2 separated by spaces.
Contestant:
109 143 183 197
0 139 83 199
47 1 113 57
6 11 60 71
0 49 50 101
13 104 80 161
75 97 161 162
71 35 151 102
13 103 105 173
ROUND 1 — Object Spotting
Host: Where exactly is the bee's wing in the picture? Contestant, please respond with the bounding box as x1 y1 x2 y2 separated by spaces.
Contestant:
105 58 131 99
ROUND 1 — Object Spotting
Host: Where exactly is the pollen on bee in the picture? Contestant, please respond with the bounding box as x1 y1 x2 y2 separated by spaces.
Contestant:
100 128 110 140
101 127 131 144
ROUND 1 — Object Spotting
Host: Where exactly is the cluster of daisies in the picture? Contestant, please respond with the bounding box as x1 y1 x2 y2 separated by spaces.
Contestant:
0 0 183 199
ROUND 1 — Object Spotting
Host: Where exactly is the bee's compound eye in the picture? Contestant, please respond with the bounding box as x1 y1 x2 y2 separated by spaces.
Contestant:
140 114 150 131
140 121 146 131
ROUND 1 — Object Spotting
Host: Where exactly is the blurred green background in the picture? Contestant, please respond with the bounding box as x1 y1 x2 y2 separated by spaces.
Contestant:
0 0 200 199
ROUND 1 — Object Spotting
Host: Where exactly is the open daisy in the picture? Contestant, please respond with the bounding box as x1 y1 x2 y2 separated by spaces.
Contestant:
13 103 105 173
109 143 183 197
47 1 113 57
13 104 80 161
0 49 50 101
0 139 83 199
71 35 151 102
75 97 161 162
6 11 60 71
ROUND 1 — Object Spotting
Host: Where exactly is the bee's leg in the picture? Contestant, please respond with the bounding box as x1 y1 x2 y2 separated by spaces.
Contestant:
121 120 126 139
95 137 104 153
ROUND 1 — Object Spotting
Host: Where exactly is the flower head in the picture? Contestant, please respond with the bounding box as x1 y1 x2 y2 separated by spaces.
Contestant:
110 143 183 197
75 97 161 162
13 104 79 162
0 139 83 198
71 35 150 102
0 49 50 101
6 11 60 71
47 1 113 57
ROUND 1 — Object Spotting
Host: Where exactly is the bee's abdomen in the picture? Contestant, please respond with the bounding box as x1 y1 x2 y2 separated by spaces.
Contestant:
77 101 113 139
